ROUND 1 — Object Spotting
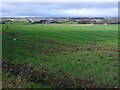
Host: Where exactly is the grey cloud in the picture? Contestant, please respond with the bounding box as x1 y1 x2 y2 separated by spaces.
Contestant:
2 2 118 17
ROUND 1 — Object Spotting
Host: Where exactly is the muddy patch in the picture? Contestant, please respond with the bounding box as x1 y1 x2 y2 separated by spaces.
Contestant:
2 60 109 88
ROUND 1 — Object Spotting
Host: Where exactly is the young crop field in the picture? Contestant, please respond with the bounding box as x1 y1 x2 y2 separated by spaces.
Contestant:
2 24 118 88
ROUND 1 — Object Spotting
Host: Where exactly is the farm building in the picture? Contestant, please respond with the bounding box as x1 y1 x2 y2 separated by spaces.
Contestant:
39 20 57 23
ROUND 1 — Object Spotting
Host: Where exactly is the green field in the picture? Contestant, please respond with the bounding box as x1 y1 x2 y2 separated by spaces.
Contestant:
2 24 118 88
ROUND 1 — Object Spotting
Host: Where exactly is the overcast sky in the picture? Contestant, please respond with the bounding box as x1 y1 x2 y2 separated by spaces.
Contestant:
0 0 119 2
1 2 118 17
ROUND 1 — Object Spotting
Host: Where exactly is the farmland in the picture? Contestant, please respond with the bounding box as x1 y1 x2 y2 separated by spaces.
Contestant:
2 24 118 88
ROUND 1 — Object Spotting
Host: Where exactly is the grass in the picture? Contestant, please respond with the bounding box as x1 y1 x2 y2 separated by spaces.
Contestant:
3 21 32 25
2 24 118 88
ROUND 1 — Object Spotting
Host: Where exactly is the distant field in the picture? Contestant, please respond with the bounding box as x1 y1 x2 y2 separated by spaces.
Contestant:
2 24 118 88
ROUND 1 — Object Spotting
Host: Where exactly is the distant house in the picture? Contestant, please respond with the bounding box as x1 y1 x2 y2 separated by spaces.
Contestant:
104 23 108 25
39 20 57 24
40 20 47 23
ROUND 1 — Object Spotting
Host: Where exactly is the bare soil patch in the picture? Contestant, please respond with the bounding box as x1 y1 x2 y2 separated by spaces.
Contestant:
2 60 108 88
